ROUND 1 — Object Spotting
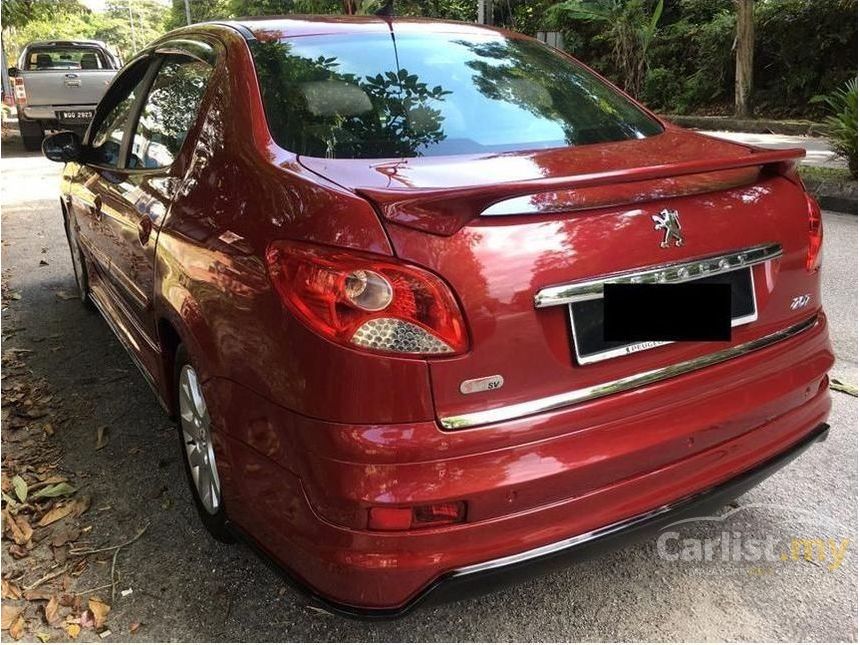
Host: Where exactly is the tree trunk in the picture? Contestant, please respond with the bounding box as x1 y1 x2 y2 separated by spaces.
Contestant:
734 0 754 118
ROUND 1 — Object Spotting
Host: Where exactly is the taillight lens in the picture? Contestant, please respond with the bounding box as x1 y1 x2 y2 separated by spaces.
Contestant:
806 194 823 271
13 77 26 104
266 241 468 357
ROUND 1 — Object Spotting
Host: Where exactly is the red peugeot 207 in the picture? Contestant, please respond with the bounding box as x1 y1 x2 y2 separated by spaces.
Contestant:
42 15 832 615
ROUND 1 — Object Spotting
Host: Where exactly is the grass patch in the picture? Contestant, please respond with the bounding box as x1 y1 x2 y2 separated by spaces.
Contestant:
798 165 855 185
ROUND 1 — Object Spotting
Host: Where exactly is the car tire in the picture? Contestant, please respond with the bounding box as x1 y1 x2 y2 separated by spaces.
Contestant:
174 345 234 543
63 211 94 309
19 120 43 151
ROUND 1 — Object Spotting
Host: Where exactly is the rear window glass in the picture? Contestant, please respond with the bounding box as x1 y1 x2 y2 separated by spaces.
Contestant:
25 47 110 70
251 32 662 159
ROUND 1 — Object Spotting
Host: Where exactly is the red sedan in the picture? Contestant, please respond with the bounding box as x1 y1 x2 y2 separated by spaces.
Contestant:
42 15 832 615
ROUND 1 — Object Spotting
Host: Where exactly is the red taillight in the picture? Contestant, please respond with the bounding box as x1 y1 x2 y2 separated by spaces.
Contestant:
806 194 823 271
12 77 26 105
266 241 468 357
368 502 466 531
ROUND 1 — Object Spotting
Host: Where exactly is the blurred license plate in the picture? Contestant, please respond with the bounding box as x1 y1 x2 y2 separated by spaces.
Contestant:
58 110 93 122
569 266 756 365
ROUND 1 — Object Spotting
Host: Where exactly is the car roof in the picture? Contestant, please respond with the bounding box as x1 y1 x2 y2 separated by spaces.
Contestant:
25 40 109 48
233 15 506 40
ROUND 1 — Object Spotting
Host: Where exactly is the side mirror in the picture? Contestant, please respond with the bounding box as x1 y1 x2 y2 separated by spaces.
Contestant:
42 130 82 163
7 67 19 78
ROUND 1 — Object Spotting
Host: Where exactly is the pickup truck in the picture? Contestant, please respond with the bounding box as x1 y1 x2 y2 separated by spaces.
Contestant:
9 40 121 150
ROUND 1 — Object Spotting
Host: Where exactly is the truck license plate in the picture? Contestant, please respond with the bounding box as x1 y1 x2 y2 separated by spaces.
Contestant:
58 110 94 122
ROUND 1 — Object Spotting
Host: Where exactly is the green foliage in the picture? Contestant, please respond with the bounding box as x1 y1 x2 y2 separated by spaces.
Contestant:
548 0 663 98
644 0 734 113
813 78 858 177
2 0 169 62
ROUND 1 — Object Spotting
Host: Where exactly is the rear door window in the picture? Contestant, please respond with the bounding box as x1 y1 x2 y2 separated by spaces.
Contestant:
25 46 110 70
128 56 211 169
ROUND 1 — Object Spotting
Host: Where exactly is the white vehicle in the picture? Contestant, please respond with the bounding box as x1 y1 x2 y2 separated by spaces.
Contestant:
9 40 121 150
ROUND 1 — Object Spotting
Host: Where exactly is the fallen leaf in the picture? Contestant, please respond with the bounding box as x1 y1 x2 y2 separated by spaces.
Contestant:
45 596 63 627
54 291 76 301
37 632 51 642
8 544 29 559
11 475 27 503
65 623 80 639
37 504 73 527
9 614 25 640
3 509 33 545
51 527 81 548
1 604 22 629
78 611 94 629
1 579 22 600
32 483 76 500
95 427 109 451
129 621 140 634
88 598 110 629
43 423 55 436
53 545 68 565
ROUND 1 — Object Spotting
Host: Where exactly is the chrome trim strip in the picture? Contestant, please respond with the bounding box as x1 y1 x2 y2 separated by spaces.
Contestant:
453 498 677 576
439 315 819 430
534 243 782 308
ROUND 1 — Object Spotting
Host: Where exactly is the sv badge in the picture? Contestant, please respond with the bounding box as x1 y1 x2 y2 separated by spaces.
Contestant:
652 208 684 248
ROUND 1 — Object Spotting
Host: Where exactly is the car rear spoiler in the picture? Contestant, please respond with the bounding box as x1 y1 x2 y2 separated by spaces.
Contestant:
357 147 806 236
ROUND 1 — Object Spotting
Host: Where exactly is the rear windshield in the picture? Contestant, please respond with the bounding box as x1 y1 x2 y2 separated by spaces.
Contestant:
24 46 111 71
251 32 662 159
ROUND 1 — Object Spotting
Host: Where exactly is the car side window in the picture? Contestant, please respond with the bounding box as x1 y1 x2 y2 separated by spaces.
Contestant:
128 56 211 169
89 61 151 167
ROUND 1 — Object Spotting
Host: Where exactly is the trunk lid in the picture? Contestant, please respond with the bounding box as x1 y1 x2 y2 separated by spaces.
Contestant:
300 128 818 430
20 69 114 106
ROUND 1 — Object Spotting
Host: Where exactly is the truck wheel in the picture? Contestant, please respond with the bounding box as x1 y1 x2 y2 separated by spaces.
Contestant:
19 120 43 151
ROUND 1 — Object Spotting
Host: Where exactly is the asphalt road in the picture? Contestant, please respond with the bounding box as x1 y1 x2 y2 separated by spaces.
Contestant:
1 138 857 642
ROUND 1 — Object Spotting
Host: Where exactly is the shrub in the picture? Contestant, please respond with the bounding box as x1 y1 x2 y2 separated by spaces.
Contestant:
815 78 858 177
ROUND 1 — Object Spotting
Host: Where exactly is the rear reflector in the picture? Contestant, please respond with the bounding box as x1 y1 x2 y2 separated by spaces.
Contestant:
368 502 466 531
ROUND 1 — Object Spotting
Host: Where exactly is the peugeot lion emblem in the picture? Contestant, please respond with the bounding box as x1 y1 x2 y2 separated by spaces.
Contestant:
652 208 684 248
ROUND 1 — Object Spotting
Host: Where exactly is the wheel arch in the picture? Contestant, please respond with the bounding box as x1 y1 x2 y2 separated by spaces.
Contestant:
155 289 221 418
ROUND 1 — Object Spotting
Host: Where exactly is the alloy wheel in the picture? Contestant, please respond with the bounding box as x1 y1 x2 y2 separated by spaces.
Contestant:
178 364 221 515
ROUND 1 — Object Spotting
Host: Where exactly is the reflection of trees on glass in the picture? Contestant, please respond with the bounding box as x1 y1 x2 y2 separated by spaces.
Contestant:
252 39 451 158
130 57 210 168
453 38 660 146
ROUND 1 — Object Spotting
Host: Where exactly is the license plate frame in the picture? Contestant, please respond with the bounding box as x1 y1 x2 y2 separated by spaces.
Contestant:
568 267 758 365
57 110 94 123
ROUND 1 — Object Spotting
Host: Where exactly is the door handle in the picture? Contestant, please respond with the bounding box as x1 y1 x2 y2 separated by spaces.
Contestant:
137 216 152 245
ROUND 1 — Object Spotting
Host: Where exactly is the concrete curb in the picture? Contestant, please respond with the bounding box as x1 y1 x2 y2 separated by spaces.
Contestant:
662 114 827 137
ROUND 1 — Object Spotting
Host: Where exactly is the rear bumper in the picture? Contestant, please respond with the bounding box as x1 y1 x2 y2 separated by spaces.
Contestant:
217 313 833 614
21 104 97 121
246 422 829 618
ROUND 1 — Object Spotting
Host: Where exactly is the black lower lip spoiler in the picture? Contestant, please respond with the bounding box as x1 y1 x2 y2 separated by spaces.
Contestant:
233 422 830 620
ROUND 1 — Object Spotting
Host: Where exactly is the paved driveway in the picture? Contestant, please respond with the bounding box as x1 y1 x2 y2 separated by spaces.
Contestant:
1 137 856 641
